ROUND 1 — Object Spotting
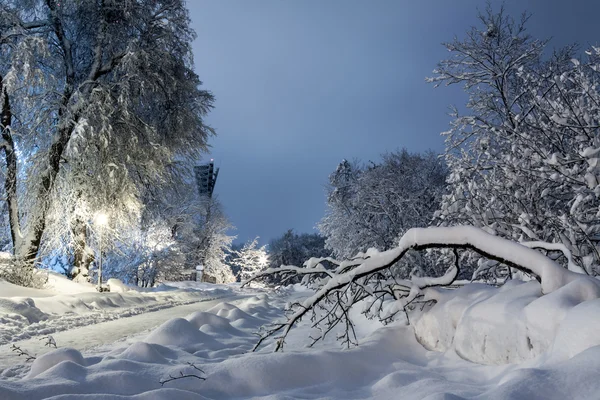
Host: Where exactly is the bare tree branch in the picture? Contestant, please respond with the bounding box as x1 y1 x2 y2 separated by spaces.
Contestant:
159 363 205 386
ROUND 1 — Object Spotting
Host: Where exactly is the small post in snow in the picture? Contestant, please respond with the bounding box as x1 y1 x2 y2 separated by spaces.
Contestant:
95 212 109 292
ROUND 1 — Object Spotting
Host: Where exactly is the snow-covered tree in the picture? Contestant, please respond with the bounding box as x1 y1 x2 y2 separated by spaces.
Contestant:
99 182 231 287
194 197 236 284
0 0 214 284
263 230 330 285
101 223 174 288
99 191 236 286
429 5 600 276
319 150 447 259
230 237 268 281
268 230 329 270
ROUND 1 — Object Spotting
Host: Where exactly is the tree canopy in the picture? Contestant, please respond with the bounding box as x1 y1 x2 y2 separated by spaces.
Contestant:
0 0 214 283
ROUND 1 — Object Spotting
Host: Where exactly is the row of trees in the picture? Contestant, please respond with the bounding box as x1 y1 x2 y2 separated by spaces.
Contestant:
316 6 600 281
227 230 329 285
0 0 329 288
79 215 328 287
0 0 446 289
101 194 238 287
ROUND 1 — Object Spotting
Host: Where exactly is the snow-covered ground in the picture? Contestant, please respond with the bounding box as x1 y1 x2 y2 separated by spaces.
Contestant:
0 273 233 348
1 277 600 399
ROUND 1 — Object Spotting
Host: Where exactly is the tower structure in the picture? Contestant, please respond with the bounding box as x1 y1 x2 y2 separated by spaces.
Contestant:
194 159 219 198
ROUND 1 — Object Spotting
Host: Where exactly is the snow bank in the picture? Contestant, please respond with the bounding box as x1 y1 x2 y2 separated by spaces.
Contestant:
44 272 97 295
0 297 48 324
144 318 224 352
27 348 87 378
115 342 174 364
186 311 248 337
414 283 495 353
0 274 233 346
414 277 600 364
0 280 55 298
206 302 263 329
551 298 600 360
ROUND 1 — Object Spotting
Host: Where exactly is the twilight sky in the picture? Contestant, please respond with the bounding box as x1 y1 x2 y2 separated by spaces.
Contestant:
187 0 600 245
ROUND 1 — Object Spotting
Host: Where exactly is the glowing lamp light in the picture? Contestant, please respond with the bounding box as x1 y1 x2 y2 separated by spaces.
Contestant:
95 212 109 226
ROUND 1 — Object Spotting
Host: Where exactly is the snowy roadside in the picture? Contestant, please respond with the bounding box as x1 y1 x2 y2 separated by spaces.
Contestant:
0 273 238 346
0 296 251 379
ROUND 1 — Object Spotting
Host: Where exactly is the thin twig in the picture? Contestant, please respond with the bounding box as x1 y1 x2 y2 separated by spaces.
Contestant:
159 363 206 386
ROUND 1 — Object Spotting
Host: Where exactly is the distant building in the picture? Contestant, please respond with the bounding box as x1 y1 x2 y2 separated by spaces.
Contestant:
194 160 219 198
191 161 220 283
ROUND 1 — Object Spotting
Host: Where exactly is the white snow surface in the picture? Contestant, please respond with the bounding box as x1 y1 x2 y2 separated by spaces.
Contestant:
415 277 600 365
1 277 600 399
0 273 230 346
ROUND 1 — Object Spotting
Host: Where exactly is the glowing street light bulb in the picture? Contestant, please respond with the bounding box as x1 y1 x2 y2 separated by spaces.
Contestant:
95 212 108 226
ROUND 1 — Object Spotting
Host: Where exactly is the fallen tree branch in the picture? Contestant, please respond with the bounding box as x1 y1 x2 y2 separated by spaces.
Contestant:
39 335 57 348
244 226 595 351
520 240 587 274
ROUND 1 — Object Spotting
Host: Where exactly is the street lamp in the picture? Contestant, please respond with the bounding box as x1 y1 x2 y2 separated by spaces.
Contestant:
95 212 108 292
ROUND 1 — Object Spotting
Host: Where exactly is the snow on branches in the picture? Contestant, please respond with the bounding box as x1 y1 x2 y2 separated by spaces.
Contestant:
430 5 600 276
243 226 598 351
0 0 214 282
318 150 447 260
230 237 268 282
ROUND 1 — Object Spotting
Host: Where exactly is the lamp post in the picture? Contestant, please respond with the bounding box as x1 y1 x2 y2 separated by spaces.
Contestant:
95 212 108 292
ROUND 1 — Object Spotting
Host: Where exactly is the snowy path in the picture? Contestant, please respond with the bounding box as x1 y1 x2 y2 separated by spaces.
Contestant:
0 295 248 377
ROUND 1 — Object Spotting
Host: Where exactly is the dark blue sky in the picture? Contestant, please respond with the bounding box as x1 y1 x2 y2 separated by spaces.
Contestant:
187 0 600 245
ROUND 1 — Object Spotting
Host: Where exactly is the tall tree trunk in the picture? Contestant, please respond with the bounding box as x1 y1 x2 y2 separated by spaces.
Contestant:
0 77 22 256
16 0 78 265
72 217 94 282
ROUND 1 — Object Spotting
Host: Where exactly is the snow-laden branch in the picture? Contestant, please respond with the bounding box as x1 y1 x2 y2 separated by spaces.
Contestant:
398 226 588 294
242 264 334 283
241 255 372 286
245 226 598 351
520 240 587 275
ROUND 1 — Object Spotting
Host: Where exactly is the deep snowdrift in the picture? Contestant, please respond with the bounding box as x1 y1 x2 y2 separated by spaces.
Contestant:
414 278 600 365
